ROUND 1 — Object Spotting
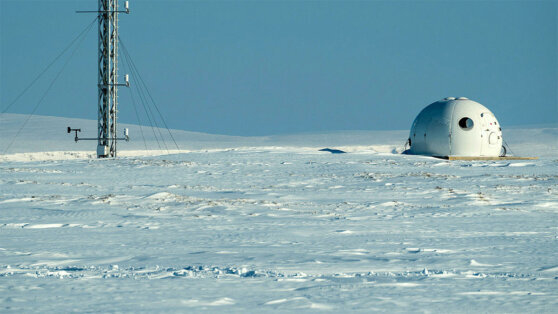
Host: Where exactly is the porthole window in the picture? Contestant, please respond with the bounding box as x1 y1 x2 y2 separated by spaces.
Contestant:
458 117 474 130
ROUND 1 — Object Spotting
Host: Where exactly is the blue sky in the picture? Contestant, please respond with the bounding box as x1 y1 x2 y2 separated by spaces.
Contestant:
1 0 557 136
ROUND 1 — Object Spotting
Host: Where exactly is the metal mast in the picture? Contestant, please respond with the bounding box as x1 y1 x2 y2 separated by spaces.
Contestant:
98 0 121 158
70 1 129 156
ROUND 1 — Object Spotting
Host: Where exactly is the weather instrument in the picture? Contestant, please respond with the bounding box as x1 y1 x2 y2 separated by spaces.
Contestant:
69 0 131 158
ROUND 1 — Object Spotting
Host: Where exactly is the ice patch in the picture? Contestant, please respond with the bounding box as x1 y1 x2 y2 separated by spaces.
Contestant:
535 202 558 209
264 297 333 310
508 162 536 167
146 192 175 200
265 298 295 305
30 259 81 267
24 224 65 229
375 282 422 287
309 302 334 310
336 230 354 234
421 248 455 254
538 265 558 272
337 249 368 256
459 291 507 295
181 297 235 307
0 197 34 203
470 260 495 267
459 291 545 296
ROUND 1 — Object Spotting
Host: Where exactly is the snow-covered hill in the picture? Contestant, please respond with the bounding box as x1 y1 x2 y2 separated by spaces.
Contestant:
1 114 557 312
2 113 556 161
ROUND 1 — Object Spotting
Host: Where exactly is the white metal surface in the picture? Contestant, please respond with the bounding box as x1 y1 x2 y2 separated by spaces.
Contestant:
408 98 503 157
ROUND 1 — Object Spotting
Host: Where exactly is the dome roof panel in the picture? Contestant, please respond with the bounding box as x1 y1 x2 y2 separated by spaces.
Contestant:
407 97 503 157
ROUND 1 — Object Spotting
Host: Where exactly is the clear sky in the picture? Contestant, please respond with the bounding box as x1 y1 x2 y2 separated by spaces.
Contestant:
1 0 557 136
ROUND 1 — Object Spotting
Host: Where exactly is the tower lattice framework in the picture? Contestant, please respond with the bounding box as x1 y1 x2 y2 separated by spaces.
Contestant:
97 0 119 157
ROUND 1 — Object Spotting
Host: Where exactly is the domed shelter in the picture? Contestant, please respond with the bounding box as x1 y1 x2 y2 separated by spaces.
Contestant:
406 97 503 158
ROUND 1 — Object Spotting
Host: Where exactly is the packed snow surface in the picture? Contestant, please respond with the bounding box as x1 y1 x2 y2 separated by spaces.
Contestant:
1 114 557 312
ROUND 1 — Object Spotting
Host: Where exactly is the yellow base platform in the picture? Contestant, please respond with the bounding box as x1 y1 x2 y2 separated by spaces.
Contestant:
440 156 538 161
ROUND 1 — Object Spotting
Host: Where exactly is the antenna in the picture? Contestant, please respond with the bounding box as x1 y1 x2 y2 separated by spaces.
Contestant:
73 0 131 158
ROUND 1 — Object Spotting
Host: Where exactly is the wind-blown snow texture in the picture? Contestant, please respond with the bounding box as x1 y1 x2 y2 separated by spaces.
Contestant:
1 114 557 312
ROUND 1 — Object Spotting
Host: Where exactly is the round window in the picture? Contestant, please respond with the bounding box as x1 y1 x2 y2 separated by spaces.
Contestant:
458 117 474 130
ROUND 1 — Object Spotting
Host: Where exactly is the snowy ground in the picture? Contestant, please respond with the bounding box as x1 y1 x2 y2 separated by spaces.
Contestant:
1 114 557 312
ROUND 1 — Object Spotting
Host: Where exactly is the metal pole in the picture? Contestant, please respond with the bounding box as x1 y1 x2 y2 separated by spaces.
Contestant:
75 1 128 157
111 0 118 157
97 0 118 158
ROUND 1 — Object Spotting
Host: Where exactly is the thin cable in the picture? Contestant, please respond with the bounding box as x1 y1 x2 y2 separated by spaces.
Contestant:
134 70 165 151
2 18 95 155
124 50 162 150
120 43 169 153
123 47 169 153
120 45 163 151
119 37 181 151
120 54 148 151
137 65 178 151
138 79 170 152
503 139 515 156
1 17 98 114
130 90 149 151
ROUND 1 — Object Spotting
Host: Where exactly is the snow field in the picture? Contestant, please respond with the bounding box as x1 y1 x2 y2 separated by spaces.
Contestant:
1 147 557 312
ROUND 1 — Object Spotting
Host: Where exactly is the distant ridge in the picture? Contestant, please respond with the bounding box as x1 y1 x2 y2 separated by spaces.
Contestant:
1 113 556 158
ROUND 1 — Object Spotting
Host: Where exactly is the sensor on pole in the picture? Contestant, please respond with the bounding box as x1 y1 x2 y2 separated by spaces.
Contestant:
72 0 130 158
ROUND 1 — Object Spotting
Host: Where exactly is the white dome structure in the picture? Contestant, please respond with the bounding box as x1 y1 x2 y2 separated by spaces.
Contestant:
406 97 503 157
